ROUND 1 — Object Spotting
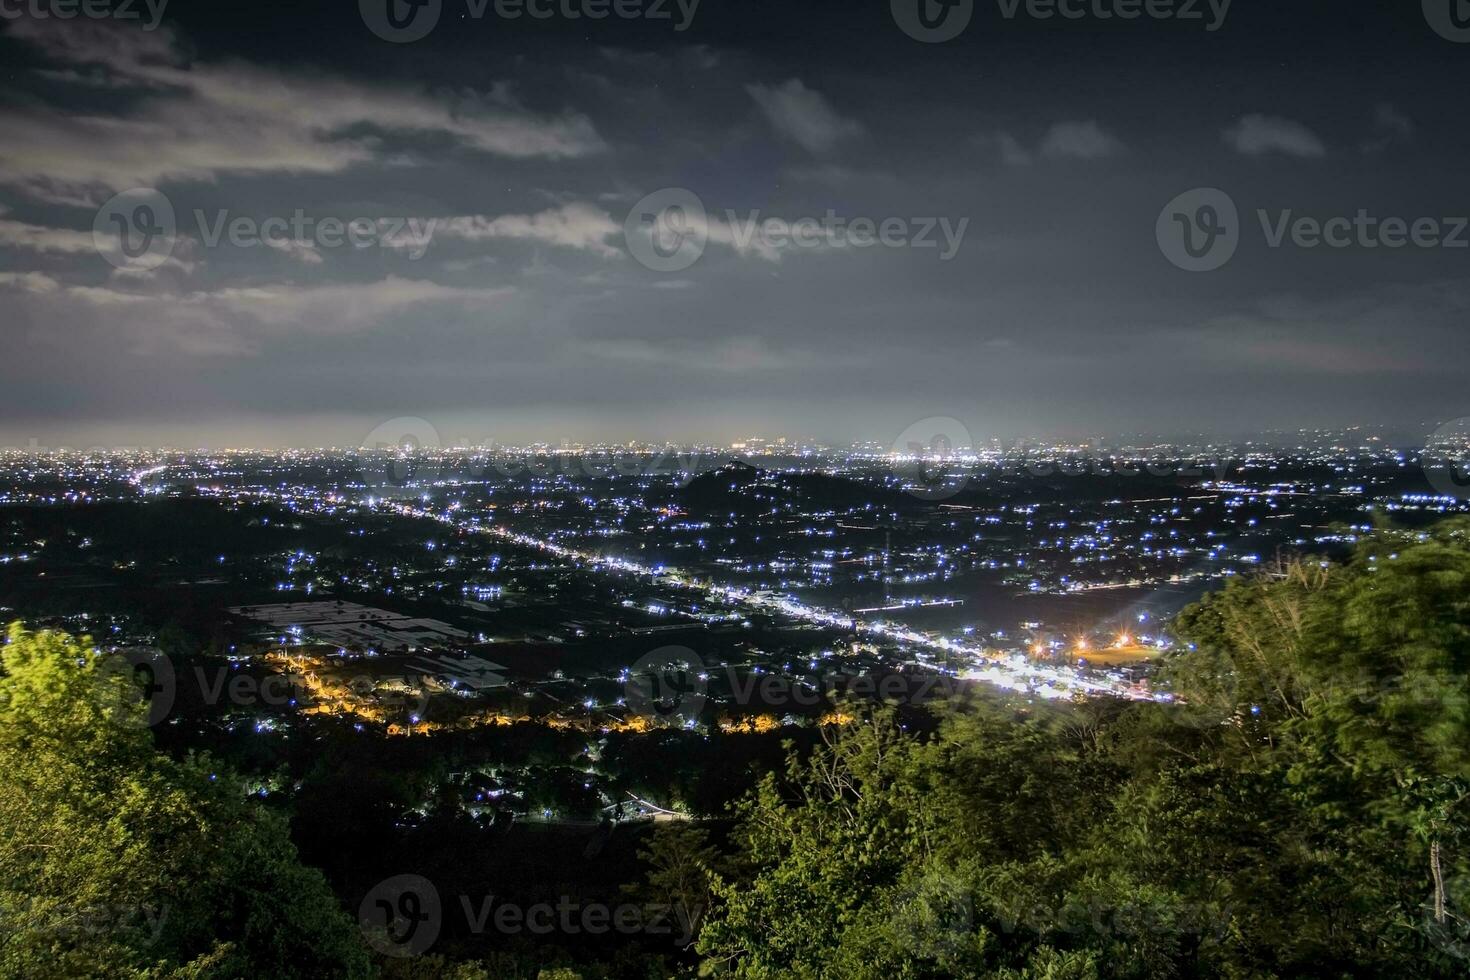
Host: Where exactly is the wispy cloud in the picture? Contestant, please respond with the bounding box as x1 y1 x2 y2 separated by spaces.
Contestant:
436 203 622 258
0 20 606 200
980 121 1125 166
1361 102 1414 154
746 79 863 154
0 217 95 254
1222 114 1326 158
8 274 516 356
1039 121 1125 160
0 271 61 292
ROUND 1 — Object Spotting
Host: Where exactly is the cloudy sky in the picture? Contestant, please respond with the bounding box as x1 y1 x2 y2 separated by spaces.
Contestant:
0 0 1467 449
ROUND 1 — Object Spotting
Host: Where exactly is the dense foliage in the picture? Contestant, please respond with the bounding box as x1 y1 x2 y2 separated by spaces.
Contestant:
694 521 1470 977
0 623 369 979
5 519 1470 977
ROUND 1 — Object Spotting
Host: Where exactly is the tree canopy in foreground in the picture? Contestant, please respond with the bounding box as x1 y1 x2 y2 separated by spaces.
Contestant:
695 520 1470 978
4 520 1470 978
0 623 369 980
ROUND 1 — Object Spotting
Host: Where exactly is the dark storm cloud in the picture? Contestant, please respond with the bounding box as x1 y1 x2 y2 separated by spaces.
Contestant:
0 0 1467 448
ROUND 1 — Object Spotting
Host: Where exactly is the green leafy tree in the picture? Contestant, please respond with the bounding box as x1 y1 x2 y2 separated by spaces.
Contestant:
694 524 1470 978
1166 524 1470 965
0 623 370 979
625 824 722 948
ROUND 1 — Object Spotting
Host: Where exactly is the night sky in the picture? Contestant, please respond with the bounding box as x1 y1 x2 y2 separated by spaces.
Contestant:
1 0 1467 448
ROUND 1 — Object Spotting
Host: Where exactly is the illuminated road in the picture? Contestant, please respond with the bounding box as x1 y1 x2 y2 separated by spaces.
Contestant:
174 475 1164 706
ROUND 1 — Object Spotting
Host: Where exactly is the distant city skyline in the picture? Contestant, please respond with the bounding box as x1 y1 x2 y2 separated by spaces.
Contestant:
0 419 1442 454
